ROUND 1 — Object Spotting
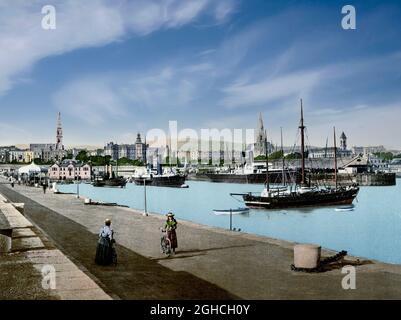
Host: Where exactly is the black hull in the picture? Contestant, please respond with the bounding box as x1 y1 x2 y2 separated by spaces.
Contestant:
93 178 126 187
92 181 106 187
134 175 186 187
190 171 301 184
242 188 359 209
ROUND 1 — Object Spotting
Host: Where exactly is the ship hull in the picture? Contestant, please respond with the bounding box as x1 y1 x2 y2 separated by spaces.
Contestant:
190 171 300 184
93 178 126 187
134 175 186 188
242 187 359 209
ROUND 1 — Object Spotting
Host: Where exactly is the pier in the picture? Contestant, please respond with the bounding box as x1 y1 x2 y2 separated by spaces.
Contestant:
2 181 401 299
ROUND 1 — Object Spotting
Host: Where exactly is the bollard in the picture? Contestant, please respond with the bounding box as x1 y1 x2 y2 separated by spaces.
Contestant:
294 244 321 269
0 229 12 254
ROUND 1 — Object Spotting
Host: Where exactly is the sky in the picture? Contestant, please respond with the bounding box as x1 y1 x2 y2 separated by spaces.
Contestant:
0 0 401 149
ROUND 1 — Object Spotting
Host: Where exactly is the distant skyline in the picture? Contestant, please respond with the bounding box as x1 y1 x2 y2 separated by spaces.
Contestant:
1 0 401 149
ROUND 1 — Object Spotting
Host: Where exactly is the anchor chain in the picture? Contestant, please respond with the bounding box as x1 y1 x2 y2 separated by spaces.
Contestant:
290 250 347 273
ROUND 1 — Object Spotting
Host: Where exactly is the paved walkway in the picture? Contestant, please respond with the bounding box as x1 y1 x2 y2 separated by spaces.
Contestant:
0 190 110 300
2 182 401 299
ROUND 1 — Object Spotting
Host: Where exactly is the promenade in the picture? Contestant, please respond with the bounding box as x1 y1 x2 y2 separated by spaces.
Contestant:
2 181 401 299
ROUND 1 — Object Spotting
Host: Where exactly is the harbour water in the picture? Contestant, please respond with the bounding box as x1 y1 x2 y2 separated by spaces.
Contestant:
59 179 401 264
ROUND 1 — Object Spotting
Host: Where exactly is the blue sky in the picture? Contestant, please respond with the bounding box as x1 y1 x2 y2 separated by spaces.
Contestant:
1 0 401 149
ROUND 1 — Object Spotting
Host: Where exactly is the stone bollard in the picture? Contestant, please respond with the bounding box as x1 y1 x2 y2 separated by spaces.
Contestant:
0 229 12 254
294 244 321 269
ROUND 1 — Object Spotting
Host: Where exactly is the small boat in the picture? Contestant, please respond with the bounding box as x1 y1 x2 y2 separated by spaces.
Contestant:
213 207 250 215
180 184 189 188
334 205 355 212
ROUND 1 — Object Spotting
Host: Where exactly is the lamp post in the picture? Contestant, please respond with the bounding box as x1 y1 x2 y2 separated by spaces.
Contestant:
143 178 148 216
229 208 232 231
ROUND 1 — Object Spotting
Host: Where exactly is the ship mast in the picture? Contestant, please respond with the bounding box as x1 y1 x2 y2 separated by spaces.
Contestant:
333 127 338 189
281 127 285 186
299 99 306 185
265 129 269 191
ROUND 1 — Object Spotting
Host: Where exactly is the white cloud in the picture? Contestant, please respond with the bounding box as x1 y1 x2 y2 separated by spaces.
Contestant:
53 77 126 125
0 0 237 95
220 70 322 109
52 64 204 125
0 123 34 145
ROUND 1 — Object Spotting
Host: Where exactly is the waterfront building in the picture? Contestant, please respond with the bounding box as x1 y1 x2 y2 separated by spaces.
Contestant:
103 133 147 162
340 153 388 173
104 142 119 160
48 160 91 181
0 146 15 163
104 142 136 161
340 132 347 151
339 155 369 173
368 154 389 172
308 147 352 159
389 158 401 175
135 133 147 162
352 145 386 156
0 146 33 163
29 113 67 162
309 131 352 159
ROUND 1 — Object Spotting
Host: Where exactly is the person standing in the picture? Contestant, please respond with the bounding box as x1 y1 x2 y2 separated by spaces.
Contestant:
165 212 178 254
42 182 48 194
95 219 115 265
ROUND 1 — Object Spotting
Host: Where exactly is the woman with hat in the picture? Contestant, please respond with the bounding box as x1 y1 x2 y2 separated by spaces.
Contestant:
95 218 115 265
164 212 178 254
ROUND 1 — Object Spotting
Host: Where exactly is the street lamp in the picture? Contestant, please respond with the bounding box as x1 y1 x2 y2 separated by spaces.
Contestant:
76 179 80 199
143 177 148 216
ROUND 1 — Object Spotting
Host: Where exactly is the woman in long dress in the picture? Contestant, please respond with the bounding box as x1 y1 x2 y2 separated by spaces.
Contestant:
165 212 178 254
95 219 114 265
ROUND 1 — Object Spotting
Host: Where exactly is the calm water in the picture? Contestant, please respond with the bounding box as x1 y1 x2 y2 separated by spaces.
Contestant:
59 179 401 264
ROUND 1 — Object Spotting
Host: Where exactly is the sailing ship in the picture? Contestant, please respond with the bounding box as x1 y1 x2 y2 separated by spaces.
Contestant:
231 100 360 209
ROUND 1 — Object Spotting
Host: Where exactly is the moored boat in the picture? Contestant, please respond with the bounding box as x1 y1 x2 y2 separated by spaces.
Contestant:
213 207 250 215
232 100 360 210
133 173 186 188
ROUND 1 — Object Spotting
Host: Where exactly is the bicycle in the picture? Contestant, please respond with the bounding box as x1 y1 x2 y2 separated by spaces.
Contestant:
160 228 172 256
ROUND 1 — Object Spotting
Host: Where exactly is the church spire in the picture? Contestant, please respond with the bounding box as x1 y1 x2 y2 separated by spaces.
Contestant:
254 112 268 157
56 112 63 151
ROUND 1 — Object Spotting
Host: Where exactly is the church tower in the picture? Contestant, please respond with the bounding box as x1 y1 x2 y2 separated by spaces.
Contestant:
340 132 347 151
55 112 64 151
254 113 268 156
